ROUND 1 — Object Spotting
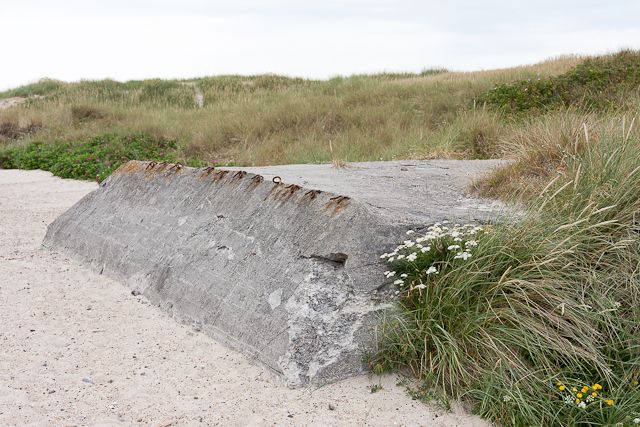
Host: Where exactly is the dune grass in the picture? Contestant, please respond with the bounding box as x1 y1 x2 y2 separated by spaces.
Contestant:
0 55 581 168
374 115 640 426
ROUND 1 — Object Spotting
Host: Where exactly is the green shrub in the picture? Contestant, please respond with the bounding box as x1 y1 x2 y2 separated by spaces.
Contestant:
373 120 640 426
0 78 65 98
0 134 182 181
482 50 640 113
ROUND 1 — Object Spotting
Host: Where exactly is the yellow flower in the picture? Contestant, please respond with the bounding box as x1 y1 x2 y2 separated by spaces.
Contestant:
575 399 581 404
556 381 563 386
634 380 639 386
577 393 583 398
559 385 566 391
605 399 614 406
593 383 602 390
591 392 598 397
581 386 589 393
572 387 578 392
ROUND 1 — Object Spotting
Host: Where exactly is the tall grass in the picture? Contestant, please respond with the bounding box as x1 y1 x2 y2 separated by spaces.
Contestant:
0 55 582 166
374 116 640 425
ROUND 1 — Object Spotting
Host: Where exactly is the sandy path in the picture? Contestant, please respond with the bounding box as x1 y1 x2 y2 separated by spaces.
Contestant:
0 169 489 426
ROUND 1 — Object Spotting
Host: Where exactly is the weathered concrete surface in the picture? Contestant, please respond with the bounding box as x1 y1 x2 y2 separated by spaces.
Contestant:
43 159 509 386
227 160 508 225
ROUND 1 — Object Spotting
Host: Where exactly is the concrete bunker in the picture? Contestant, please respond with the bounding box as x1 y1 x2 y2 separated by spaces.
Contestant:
43 160 508 386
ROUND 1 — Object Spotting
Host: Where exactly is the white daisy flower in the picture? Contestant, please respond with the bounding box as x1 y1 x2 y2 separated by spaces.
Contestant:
453 252 472 261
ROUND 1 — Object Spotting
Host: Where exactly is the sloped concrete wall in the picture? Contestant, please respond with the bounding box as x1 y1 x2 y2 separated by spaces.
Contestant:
43 160 508 386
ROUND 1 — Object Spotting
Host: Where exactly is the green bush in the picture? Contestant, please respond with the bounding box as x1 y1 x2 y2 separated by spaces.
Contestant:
482 50 640 113
0 78 65 98
0 134 181 181
373 122 640 426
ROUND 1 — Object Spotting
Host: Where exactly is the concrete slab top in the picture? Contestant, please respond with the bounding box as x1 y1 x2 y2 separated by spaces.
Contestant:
227 159 510 225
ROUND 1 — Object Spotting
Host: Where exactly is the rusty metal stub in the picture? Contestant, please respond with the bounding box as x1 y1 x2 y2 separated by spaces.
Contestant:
246 174 264 191
168 163 183 172
199 166 216 178
145 161 157 170
233 171 247 180
301 189 322 202
281 184 302 200
324 195 351 214
213 170 230 181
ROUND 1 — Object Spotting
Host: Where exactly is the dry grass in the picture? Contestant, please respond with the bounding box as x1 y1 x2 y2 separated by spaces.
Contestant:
0 55 587 166
474 100 640 201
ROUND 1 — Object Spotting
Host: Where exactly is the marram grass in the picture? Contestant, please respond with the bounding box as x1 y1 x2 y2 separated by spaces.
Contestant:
373 118 640 426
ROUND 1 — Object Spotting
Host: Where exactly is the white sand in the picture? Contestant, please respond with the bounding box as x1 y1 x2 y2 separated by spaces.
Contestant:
0 169 489 426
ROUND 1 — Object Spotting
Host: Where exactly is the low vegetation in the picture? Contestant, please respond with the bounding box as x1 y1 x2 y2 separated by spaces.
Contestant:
374 117 640 426
482 50 640 113
0 134 187 181
1 50 639 426
0 55 582 168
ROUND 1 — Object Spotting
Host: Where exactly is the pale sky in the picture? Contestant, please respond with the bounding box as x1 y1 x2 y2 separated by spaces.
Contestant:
2 0 640 90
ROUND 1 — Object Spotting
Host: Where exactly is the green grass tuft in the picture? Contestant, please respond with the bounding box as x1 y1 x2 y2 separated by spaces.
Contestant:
0 78 66 98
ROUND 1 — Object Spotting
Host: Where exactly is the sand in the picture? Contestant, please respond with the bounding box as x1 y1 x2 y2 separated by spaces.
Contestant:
0 97 26 110
0 169 489 426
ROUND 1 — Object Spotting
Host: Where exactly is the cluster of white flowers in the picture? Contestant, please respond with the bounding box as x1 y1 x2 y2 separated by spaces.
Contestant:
380 222 482 262
380 222 484 291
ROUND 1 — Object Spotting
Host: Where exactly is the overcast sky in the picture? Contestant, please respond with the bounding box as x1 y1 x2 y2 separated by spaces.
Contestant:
2 0 640 90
